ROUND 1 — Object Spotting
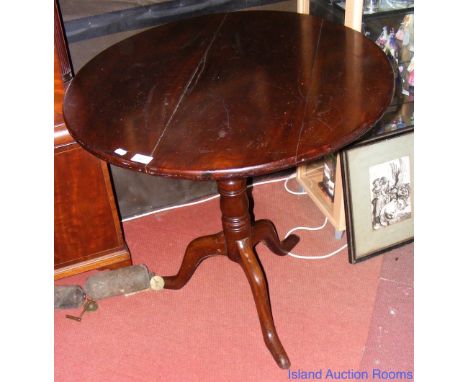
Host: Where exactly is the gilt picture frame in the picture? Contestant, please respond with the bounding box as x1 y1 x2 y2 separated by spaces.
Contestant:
341 130 414 263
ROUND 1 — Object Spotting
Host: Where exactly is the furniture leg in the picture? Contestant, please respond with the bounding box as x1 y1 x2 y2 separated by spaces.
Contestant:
236 237 291 369
163 232 226 290
252 219 299 256
218 179 291 368
165 179 293 368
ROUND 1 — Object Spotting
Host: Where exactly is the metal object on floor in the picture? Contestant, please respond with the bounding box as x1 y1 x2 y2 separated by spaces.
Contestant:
66 299 99 322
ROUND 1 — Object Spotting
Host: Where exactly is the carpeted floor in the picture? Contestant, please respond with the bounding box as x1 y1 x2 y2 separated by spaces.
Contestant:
55 178 413 381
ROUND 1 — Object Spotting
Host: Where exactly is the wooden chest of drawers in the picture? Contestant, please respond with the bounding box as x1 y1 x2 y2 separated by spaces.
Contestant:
54 2 132 279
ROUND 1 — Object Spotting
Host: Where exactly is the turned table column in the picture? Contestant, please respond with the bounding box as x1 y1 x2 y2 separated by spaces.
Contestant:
163 178 297 368
218 179 290 369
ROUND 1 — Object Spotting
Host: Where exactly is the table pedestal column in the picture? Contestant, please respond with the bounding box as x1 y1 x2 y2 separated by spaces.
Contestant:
164 178 299 369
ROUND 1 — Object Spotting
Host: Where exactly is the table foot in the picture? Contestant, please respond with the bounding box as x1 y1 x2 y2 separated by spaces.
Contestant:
252 219 299 256
164 179 294 368
163 232 226 290
237 238 291 369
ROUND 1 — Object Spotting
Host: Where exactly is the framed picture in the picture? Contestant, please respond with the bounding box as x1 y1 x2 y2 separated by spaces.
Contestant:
341 130 414 263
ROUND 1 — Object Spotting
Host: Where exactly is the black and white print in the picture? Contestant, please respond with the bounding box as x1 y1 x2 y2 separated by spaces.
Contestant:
369 156 411 230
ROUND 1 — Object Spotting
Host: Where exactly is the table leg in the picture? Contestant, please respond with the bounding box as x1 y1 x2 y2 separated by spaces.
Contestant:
163 232 226 290
163 178 299 368
218 179 295 369
252 219 299 256
237 237 291 369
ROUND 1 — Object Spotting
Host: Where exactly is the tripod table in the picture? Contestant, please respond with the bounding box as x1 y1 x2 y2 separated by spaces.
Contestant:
63 11 394 368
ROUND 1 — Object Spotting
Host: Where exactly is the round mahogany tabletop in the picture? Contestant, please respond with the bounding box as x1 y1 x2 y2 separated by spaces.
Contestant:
63 11 394 181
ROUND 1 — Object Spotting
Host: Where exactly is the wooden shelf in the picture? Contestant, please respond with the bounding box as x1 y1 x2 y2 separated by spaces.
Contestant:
296 156 346 232
295 0 357 235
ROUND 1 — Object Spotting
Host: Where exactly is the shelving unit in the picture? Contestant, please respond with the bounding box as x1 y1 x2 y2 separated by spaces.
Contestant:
296 157 346 237
296 0 362 236
296 0 414 237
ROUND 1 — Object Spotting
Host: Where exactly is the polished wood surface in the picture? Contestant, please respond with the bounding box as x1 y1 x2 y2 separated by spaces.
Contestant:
54 5 132 279
164 179 297 368
54 144 129 270
62 11 394 367
54 0 74 82
63 11 394 180
54 51 65 127
54 50 76 148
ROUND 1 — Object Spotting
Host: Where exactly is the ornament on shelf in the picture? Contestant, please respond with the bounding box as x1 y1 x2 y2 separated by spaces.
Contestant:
407 57 414 87
376 26 388 48
396 14 414 51
376 26 399 62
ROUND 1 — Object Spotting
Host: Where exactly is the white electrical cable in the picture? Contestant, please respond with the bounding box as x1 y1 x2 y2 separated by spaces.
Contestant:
122 174 293 222
122 193 221 222
283 217 347 259
285 217 329 236
287 243 348 260
122 172 347 260
283 174 308 195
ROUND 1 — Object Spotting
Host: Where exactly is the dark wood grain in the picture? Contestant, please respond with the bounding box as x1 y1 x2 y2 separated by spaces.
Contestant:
252 219 299 256
54 5 132 279
62 11 394 367
163 178 297 367
54 144 132 278
163 232 226 289
237 237 290 369
217 179 292 368
54 51 65 127
54 0 74 82
55 49 76 149
63 11 394 180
